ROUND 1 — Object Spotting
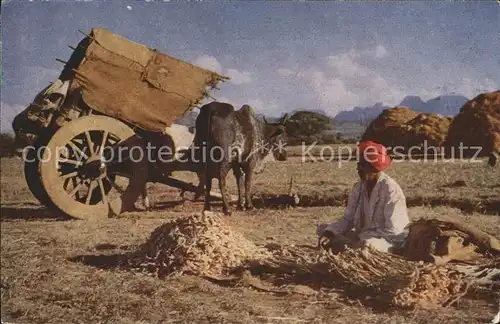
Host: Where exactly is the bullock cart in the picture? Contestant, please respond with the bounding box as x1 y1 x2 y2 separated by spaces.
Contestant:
12 27 230 220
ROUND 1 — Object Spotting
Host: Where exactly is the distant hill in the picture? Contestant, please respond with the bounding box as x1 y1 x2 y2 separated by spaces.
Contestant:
333 94 469 124
420 95 469 115
334 102 389 125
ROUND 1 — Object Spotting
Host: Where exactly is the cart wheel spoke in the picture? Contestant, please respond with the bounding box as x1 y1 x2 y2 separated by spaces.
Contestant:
85 131 96 156
108 134 120 146
85 180 97 205
99 131 109 156
69 178 84 197
60 171 79 181
98 179 108 205
68 140 89 161
59 158 84 167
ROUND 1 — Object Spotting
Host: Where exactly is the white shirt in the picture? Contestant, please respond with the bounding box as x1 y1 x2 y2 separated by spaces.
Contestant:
317 172 409 244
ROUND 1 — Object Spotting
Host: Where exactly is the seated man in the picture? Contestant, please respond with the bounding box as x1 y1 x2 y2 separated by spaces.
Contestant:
317 141 409 253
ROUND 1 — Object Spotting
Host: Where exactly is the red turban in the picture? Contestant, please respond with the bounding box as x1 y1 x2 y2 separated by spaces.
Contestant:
358 141 392 171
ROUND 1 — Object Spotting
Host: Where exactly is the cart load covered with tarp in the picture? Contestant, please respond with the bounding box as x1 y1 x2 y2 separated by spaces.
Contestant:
66 27 227 132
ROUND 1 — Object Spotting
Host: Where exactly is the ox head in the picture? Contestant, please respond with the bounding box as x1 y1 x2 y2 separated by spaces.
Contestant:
262 113 289 161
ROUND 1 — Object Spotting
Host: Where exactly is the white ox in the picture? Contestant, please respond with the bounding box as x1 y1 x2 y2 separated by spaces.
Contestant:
139 122 277 211
165 123 196 155
139 123 195 210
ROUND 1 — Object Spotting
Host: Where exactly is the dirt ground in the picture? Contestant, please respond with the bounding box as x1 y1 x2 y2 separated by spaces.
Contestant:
1 154 500 324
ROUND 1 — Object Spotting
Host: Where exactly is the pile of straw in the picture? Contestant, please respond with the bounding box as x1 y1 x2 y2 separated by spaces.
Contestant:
131 212 271 277
392 265 469 309
316 246 417 295
320 247 469 309
251 245 470 309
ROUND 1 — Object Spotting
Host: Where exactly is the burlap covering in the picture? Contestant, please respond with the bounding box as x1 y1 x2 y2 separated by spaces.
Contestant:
362 107 453 153
404 217 500 265
68 28 227 132
444 90 500 157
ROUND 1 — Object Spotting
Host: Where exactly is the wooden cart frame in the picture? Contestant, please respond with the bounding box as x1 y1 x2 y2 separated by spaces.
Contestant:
12 27 229 220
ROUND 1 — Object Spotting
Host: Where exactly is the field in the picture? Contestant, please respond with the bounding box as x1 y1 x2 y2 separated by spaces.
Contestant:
1 151 500 324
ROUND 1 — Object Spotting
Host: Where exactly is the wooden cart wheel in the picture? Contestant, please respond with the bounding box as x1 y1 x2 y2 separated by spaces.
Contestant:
39 115 149 219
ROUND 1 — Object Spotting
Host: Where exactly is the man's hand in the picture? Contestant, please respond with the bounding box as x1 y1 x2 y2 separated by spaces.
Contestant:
317 230 335 249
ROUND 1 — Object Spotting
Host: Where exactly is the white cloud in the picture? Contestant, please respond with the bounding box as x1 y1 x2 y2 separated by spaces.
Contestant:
308 70 359 110
374 45 388 59
193 55 223 74
214 96 232 103
367 75 405 104
277 68 294 77
208 94 279 115
452 77 499 98
226 68 253 85
23 66 61 88
300 48 406 115
325 50 371 78
193 48 496 119
193 55 252 85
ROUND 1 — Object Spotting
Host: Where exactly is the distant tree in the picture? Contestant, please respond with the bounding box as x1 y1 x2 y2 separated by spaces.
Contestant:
285 110 334 139
0 133 15 157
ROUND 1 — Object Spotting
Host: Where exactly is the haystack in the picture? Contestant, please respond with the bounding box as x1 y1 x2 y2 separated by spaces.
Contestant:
362 107 452 153
131 212 271 277
444 90 500 157
361 106 419 149
404 113 453 149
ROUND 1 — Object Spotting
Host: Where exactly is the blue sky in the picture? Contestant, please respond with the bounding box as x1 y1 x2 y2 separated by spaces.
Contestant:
1 0 499 132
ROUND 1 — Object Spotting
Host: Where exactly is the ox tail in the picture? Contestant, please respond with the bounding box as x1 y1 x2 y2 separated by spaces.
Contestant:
203 107 212 197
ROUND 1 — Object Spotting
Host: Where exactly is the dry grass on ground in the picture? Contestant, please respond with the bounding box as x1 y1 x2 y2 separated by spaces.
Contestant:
1 153 499 323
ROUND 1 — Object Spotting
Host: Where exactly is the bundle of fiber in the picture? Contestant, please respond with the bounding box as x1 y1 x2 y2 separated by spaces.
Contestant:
131 212 271 277
361 107 419 149
392 265 469 309
314 247 470 309
251 245 470 309
317 246 414 288
444 90 500 157
454 257 500 286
